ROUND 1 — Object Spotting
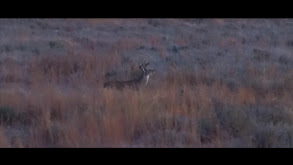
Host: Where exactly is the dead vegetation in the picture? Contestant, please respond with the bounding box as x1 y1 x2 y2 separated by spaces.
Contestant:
0 19 293 147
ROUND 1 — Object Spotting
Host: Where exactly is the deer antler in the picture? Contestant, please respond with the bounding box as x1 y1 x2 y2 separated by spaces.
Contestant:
143 62 149 67
139 63 145 73
139 60 150 73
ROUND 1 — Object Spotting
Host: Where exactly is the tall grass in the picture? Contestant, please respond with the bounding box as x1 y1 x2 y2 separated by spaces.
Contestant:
1 19 293 147
1 50 293 147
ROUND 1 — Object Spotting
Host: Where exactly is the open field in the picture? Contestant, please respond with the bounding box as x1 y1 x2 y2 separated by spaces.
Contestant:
0 19 293 147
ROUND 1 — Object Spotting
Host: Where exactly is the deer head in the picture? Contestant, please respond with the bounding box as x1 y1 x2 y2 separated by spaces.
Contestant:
139 61 155 86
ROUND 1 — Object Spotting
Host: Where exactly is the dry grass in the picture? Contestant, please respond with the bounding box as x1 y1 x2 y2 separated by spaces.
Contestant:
1 19 293 147
1 51 293 148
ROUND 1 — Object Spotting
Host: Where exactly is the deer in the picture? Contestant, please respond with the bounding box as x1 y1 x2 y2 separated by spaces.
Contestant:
103 62 155 90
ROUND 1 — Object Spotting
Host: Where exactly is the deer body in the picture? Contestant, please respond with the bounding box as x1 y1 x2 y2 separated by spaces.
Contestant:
104 62 155 90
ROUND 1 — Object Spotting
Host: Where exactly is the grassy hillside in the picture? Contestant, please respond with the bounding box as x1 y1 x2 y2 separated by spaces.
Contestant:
0 19 293 147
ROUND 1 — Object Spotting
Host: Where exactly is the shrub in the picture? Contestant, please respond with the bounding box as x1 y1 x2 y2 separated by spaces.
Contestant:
197 117 218 143
252 49 270 62
0 107 18 125
251 124 283 148
49 41 64 49
246 105 293 125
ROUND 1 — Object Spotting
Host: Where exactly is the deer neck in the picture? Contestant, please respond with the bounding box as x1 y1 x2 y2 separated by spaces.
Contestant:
145 75 149 86
134 71 145 83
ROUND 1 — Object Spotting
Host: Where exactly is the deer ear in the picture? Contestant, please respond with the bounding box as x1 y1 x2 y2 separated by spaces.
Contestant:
139 65 145 72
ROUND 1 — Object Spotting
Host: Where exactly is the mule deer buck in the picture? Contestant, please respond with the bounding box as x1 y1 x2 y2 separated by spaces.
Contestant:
103 62 155 90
